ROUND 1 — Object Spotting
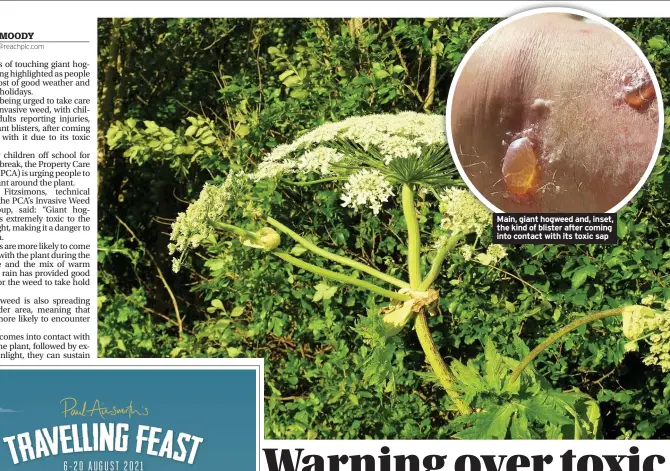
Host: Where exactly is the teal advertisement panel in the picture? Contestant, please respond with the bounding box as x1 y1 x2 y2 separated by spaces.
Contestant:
0 367 259 471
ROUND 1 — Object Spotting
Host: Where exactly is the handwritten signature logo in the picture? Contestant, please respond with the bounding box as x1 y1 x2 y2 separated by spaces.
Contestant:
61 398 149 419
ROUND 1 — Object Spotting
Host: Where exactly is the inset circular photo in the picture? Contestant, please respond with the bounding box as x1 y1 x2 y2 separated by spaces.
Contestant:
447 8 663 213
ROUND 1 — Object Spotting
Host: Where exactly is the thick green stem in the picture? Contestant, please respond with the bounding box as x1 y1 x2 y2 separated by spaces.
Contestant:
402 184 422 289
508 307 626 385
266 217 409 289
402 185 469 414
415 312 471 415
208 219 259 240
419 234 462 291
273 252 411 302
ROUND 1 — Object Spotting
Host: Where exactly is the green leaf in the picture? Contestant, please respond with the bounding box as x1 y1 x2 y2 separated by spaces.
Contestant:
450 359 486 398
313 283 337 302
231 306 245 317
290 245 308 256
523 395 572 426
570 265 596 289
143 120 158 130
484 340 505 393
227 347 242 357
211 299 224 310
290 89 309 100
648 36 667 50
278 69 295 81
455 403 515 439
509 410 531 439
236 124 251 138
283 75 302 87
200 136 217 145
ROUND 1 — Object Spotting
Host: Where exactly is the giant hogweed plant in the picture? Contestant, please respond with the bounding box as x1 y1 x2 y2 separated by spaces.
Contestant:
109 112 670 439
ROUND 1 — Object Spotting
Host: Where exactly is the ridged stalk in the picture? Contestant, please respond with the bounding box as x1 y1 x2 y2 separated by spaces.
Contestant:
273 252 410 302
266 217 409 289
508 307 626 385
402 184 422 288
415 312 471 415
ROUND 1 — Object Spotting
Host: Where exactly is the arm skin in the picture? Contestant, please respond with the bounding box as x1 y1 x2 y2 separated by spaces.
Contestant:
450 13 660 213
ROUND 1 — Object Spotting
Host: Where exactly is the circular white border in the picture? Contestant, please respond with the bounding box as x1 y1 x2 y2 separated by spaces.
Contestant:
445 6 665 214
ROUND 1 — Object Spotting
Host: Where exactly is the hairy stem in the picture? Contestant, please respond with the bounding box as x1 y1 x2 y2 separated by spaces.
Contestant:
415 312 471 415
419 234 461 291
208 219 259 240
508 307 627 385
266 217 409 289
403 186 469 415
273 252 411 302
402 184 422 289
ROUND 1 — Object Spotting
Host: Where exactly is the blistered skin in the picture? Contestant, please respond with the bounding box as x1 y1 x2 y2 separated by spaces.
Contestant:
502 137 539 195
451 13 660 213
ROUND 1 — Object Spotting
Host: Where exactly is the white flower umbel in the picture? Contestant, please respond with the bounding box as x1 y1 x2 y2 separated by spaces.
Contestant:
169 172 244 271
621 305 670 372
252 112 447 181
439 187 491 236
341 169 394 215
461 244 475 261
296 147 345 175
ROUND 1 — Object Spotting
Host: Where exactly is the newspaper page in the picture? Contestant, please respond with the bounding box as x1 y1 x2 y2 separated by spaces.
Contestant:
1 2 670 471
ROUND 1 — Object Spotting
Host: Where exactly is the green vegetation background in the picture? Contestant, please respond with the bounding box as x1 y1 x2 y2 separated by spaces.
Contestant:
98 18 670 439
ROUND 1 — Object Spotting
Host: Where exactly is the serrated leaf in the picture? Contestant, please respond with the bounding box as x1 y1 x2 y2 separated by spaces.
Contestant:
523 395 573 426
450 359 486 391
455 403 515 439
509 410 531 439
484 340 506 393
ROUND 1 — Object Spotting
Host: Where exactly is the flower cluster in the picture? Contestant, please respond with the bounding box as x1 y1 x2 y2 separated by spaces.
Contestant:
438 187 491 236
622 303 670 371
643 313 670 370
169 172 244 272
340 169 395 215
481 244 507 265
252 112 447 181
459 243 507 266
